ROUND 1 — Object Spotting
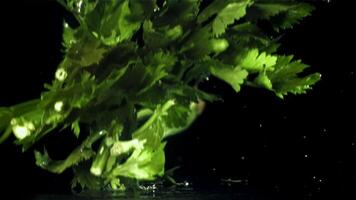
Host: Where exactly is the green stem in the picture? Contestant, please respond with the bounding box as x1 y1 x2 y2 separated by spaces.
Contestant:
132 100 175 135
10 99 40 114
90 141 110 176
136 108 153 121
0 127 12 144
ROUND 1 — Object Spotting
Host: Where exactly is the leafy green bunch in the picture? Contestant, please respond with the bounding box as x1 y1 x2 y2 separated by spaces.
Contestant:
0 0 320 191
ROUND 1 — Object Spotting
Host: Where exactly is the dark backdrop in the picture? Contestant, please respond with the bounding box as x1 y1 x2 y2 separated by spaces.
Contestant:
0 1 355 199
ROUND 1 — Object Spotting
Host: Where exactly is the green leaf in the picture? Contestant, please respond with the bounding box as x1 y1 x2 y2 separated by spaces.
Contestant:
267 56 321 98
132 100 175 149
62 22 75 50
236 48 277 72
35 148 94 174
71 119 80 138
271 3 314 31
86 0 142 46
143 20 183 49
65 31 108 67
128 0 156 21
255 71 273 90
146 50 177 73
212 1 250 37
162 101 205 138
247 1 314 31
163 104 190 129
138 51 177 93
1 0 319 192
180 26 212 58
228 22 278 52
154 0 200 27
111 143 166 180
72 162 103 190
209 60 249 93
198 0 233 24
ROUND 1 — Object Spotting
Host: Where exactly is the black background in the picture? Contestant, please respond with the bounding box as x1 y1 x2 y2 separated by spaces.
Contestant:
0 0 355 199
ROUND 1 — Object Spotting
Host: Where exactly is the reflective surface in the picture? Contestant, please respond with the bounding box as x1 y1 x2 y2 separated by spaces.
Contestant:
34 187 261 200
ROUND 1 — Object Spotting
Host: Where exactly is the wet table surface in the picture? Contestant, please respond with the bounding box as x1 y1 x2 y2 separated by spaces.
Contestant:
35 188 264 200
33 187 270 200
